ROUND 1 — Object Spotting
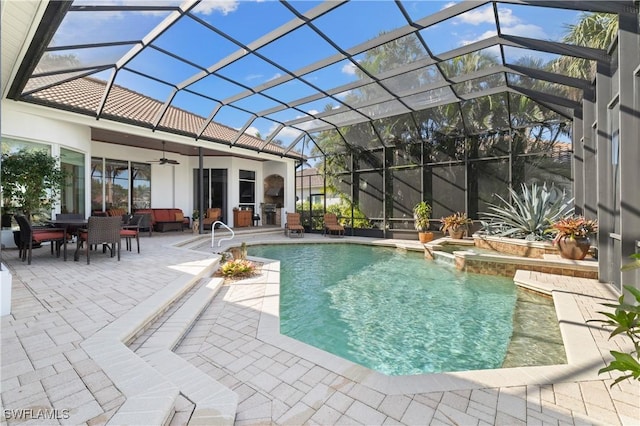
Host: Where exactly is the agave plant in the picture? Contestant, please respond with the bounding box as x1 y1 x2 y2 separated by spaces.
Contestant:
479 183 574 241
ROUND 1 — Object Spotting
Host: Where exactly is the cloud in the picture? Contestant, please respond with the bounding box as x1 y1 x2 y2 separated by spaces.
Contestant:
267 122 303 142
496 8 521 26
455 5 520 26
441 2 457 10
334 90 351 100
342 62 357 75
193 0 239 16
455 6 495 25
245 73 263 82
460 29 497 46
268 73 283 81
455 6 545 48
244 126 260 137
502 23 547 39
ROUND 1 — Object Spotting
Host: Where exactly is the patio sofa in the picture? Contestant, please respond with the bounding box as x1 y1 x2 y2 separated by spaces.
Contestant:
133 208 189 232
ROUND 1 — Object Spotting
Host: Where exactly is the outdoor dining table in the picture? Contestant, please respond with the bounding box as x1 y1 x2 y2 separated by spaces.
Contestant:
46 218 88 232
45 219 88 261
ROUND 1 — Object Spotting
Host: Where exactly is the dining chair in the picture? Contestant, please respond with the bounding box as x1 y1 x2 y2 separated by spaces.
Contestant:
120 214 142 253
14 215 67 265
75 216 122 264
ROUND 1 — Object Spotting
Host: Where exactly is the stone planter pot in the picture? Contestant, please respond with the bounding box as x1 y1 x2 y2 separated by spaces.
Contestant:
557 236 591 260
448 227 465 239
192 219 200 233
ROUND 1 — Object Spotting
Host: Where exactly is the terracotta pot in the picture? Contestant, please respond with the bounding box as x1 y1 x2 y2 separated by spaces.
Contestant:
418 232 433 243
557 236 590 260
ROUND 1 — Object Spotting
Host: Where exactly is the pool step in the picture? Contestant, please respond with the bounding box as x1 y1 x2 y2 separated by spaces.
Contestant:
134 277 238 426
80 257 220 426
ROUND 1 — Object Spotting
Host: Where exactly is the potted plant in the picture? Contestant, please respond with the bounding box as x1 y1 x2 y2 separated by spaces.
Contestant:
548 215 598 260
440 212 472 239
413 201 433 243
192 209 200 233
1 149 65 223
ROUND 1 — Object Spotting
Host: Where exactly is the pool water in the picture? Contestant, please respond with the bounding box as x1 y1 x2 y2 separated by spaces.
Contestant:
248 243 565 375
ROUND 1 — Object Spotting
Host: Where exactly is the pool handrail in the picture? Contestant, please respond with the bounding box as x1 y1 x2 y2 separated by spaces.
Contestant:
211 221 234 247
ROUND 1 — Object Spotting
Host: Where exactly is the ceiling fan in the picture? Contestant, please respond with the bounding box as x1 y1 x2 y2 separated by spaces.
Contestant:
148 141 179 165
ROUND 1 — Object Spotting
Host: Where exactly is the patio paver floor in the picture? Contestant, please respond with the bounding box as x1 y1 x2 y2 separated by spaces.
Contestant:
1 231 638 425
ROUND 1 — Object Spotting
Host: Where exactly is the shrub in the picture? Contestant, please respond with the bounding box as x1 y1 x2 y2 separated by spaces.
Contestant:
326 200 372 229
413 201 432 232
547 215 598 245
589 254 640 387
440 212 472 234
220 259 255 278
479 182 573 241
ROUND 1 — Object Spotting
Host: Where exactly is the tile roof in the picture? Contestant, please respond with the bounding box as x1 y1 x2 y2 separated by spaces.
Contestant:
24 76 298 158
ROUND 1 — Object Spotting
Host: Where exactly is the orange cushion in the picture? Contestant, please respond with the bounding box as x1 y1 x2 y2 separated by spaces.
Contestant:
108 208 126 217
175 212 184 221
120 230 137 237
32 231 65 242
154 209 174 222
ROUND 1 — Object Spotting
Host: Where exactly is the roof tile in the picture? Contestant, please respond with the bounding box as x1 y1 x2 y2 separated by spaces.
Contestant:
26 76 297 157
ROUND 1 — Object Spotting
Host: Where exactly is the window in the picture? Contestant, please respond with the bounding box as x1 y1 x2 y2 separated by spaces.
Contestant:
131 162 151 209
92 157 148 212
1 138 51 221
1 138 50 155
60 148 85 214
609 98 620 234
239 169 255 210
104 159 129 210
90 157 104 212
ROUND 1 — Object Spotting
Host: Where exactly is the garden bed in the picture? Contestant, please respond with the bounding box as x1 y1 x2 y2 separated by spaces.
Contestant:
425 237 598 279
472 234 558 258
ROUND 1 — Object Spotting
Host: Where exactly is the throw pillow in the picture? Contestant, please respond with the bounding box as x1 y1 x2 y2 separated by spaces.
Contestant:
175 212 184 222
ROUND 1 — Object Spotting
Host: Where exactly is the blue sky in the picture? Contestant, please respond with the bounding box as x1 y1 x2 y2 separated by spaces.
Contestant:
46 0 586 146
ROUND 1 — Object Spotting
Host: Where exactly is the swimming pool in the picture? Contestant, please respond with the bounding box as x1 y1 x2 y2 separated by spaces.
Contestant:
248 243 566 376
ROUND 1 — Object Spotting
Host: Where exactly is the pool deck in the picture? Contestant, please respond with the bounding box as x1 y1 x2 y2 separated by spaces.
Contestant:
1 229 638 425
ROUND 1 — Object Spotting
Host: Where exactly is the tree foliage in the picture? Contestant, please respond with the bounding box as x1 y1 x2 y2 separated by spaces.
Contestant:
590 280 640 387
306 11 611 223
1 148 66 222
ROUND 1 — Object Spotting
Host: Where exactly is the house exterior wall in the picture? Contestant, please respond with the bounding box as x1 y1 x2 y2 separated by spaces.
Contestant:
1 103 91 152
1 101 297 228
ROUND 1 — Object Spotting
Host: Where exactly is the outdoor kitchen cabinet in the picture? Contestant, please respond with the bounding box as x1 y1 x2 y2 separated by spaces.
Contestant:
233 209 252 227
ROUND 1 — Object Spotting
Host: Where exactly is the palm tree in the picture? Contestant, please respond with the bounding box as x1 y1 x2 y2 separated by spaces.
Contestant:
551 12 618 82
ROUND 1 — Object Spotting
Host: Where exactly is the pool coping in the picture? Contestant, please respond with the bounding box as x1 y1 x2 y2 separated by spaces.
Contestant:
247 240 607 395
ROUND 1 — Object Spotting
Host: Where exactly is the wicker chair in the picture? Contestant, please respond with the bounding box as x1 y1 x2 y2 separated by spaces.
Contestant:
14 215 67 265
323 213 345 237
75 216 122 264
284 213 304 238
202 208 222 230
120 214 142 253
